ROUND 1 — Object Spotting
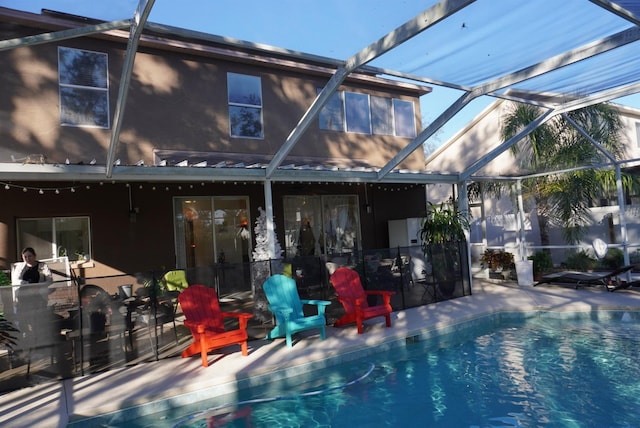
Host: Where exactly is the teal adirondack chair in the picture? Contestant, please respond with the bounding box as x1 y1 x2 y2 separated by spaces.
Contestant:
263 274 331 347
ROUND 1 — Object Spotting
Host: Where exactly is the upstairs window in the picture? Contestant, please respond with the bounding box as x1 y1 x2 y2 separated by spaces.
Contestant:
393 99 417 138
371 96 393 135
58 47 109 128
227 73 263 138
318 90 344 131
345 92 371 134
319 89 416 138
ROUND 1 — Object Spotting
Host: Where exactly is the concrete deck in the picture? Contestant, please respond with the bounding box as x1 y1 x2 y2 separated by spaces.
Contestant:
2 280 640 427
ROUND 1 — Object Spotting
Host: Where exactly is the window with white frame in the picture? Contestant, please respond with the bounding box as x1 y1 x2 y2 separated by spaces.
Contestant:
371 95 393 135
345 92 371 134
227 73 263 138
319 89 416 138
393 98 417 138
17 216 91 262
58 47 109 128
318 90 345 131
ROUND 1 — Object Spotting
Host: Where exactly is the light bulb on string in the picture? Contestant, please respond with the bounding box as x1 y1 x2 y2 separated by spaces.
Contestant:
39 189 44 194
23 188 27 192
4 184 9 190
55 189 60 194
71 187 76 193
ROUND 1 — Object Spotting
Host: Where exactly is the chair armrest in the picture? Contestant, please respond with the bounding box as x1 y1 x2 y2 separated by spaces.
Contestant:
221 311 253 330
268 306 293 315
184 320 205 334
221 311 254 320
336 295 367 308
364 290 395 305
301 299 331 307
301 299 331 315
364 290 395 296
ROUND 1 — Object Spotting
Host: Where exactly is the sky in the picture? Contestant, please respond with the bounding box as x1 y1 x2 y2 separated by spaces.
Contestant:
2 0 640 149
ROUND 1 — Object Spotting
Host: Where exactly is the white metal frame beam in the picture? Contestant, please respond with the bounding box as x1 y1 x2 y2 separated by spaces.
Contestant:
589 0 640 26
264 0 477 178
380 24 640 180
105 0 156 178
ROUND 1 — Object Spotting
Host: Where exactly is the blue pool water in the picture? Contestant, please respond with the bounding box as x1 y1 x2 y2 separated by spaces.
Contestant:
121 312 640 427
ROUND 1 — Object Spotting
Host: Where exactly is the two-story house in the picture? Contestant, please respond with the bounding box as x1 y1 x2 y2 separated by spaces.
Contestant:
0 8 432 287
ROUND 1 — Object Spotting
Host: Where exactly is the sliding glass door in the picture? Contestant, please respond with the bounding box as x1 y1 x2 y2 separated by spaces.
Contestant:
173 196 251 269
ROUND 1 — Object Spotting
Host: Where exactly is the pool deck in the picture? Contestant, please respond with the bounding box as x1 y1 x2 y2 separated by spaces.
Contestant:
2 279 640 427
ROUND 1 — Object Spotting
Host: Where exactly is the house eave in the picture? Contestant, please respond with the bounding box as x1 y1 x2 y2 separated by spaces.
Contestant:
0 163 460 184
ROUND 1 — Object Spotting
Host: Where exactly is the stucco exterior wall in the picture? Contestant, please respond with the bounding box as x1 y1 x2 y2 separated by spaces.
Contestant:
0 16 426 170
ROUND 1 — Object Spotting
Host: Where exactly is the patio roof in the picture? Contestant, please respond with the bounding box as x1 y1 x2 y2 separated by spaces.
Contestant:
2 0 640 185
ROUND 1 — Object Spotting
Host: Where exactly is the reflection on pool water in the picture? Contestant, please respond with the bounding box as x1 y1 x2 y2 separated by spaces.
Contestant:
122 311 640 427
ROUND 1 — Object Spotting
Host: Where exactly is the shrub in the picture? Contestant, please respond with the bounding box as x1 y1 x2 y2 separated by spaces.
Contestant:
563 250 598 271
601 248 624 269
528 251 553 277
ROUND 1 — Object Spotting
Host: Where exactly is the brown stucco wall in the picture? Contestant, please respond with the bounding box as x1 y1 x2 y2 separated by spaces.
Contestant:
0 181 426 276
0 19 426 170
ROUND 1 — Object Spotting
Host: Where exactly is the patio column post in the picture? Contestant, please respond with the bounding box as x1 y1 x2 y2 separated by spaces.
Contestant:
457 180 473 293
615 164 631 268
516 179 527 261
263 179 277 259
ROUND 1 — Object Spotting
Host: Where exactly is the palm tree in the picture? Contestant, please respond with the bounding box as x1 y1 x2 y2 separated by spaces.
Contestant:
500 102 638 246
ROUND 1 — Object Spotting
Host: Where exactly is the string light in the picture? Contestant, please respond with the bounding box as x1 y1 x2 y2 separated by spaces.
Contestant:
0 180 420 196
1 182 88 193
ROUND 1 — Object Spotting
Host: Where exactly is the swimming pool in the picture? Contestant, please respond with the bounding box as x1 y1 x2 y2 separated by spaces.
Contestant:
91 311 640 427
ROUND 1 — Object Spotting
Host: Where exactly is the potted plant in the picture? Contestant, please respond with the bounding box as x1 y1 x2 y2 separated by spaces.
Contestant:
480 249 515 279
528 251 553 280
419 201 469 297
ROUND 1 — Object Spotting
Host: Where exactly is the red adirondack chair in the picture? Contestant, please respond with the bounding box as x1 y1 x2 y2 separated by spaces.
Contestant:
178 284 253 367
329 267 395 334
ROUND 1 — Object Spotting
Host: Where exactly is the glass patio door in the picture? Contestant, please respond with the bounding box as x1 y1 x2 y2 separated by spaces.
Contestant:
282 195 361 258
173 196 251 269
